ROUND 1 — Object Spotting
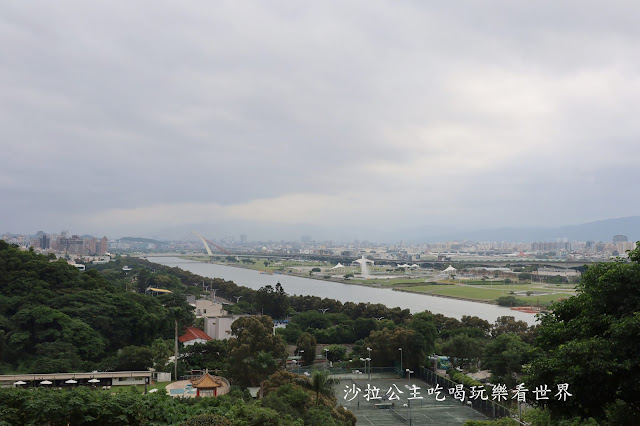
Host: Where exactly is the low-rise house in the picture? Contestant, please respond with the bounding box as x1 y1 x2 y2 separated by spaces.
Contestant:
178 327 212 347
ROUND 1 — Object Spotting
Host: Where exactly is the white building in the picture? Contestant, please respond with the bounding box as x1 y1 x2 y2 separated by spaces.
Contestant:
195 300 226 318
204 315 247 340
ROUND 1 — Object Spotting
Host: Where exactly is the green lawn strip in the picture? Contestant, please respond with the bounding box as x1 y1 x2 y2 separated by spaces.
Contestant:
430 286 507 300
402 284 574 304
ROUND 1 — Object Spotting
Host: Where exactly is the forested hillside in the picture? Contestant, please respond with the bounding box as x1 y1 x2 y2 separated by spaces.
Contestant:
0 241 194 374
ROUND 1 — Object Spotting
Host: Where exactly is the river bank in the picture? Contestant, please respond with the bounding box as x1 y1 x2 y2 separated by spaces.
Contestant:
179 257 553 309
151 257 538 323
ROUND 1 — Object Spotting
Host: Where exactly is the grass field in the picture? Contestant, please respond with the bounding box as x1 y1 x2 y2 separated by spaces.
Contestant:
400 283 573 304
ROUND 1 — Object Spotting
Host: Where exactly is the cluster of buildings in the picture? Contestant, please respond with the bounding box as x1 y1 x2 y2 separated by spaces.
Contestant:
2 231 109 256
3 228 637 264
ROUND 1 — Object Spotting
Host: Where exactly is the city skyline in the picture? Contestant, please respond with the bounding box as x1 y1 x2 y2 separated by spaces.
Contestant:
2 2 640 238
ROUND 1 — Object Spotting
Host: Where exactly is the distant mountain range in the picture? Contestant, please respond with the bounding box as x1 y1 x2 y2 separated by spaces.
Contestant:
134 216 640 244
410 216 640 243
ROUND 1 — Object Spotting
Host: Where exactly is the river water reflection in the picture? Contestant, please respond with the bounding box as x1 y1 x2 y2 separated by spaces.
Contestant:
148 257 537 325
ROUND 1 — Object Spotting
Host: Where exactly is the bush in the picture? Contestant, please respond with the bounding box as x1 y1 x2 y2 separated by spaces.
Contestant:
495 296 527 307
447 368 484 389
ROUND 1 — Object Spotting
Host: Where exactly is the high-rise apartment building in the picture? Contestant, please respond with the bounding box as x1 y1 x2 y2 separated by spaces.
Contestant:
58 235 85 254
39 234 50 250
99 236 108 254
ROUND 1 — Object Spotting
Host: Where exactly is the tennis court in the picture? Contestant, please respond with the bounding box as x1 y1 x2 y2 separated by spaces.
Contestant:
335 375 488 425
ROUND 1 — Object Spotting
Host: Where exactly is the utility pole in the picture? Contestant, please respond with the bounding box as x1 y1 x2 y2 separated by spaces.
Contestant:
174 319 178 381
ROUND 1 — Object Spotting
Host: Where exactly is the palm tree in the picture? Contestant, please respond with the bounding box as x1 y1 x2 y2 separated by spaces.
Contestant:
306 370 338 406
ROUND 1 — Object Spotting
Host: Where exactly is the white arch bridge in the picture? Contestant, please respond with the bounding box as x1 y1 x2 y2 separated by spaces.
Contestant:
191 232 232 256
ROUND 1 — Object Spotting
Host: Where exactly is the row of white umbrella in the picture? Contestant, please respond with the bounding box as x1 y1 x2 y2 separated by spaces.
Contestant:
14 378 101 386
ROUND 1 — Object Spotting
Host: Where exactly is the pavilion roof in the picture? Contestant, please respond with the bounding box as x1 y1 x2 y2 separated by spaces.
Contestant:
190 371 222 389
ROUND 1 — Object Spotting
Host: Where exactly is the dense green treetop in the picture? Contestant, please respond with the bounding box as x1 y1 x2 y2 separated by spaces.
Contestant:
0 241 193 374
227 316 288 387
525 243 640 424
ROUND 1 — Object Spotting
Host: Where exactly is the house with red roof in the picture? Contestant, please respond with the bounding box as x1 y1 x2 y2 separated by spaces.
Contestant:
178 327 213 347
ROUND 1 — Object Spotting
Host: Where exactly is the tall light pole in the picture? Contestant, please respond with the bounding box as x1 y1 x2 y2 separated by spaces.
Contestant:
367 347 372 380
406 369 414 385
318 308 330 314
211 288 218 303
234 295 242 304
360 357 370 380
399 348 403 376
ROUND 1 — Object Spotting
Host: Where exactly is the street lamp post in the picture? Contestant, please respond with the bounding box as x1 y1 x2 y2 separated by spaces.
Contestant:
406 369 414 385
399 348 403 376
234 295 242 304
367 347 372 380
360 357 371 380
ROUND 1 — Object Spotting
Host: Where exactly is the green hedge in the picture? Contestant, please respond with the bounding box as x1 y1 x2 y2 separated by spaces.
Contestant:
446 368 484 389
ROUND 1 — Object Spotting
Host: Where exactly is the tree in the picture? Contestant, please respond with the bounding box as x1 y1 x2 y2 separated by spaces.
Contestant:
277 322 303 344
227 316 288 386
181 339 228 372
491 316 532 340
483 333 533 387
256 283 288 319
108 345 154 371
518 272 532 281
363 327 426 370
406 311 437 354
461 315 492 337
151 338 174 370
440 333 484 370
291 311 331 331
325 345 347 363
296 332 317 366
307 370 336 405
525 243 640 423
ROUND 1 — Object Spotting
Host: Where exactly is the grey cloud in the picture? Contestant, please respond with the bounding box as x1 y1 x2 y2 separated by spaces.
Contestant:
2 1 640 238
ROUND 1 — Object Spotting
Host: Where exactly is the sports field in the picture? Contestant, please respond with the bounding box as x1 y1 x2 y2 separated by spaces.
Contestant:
335 375 488 425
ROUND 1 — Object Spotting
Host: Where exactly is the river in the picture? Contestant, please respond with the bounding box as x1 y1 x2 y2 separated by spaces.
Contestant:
148 257 538 325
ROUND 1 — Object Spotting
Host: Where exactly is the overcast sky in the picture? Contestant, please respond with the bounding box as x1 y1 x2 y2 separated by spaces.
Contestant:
2 1 640 241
